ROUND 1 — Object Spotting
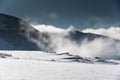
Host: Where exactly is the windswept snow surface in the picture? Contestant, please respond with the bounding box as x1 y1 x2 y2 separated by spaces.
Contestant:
0 51 119 80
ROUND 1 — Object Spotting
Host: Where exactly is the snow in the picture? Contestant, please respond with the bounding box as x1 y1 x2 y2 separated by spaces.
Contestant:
0 51 119 80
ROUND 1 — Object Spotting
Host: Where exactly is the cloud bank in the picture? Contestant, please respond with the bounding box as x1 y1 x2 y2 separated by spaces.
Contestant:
82 27 120 40
29 24 120 60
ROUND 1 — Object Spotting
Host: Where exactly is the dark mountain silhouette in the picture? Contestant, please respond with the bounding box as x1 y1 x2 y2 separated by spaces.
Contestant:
0 13 40 50
68 30 108 42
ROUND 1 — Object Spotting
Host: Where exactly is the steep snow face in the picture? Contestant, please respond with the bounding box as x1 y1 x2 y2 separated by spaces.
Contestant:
0 13 39 50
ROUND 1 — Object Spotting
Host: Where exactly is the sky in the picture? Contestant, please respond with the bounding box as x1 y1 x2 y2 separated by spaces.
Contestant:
0 0 120 29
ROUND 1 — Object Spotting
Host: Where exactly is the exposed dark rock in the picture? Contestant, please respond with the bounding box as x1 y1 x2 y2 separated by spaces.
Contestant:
0 13 39 50
0 53 12 58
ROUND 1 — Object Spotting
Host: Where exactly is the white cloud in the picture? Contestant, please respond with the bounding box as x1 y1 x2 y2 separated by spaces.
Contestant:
82 27 120 40
28 24 120 60
31 24 75 33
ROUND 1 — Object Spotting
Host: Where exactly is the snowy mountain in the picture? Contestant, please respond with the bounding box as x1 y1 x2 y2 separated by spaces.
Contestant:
0 13 118 51
0 13 120 80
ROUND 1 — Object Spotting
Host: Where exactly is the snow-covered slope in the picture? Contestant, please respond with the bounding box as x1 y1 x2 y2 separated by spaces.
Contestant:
0 59 119 80
0 50 119 80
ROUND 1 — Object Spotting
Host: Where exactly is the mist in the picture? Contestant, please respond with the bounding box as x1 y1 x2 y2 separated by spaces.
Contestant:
28 24 120 60
82 27 120 40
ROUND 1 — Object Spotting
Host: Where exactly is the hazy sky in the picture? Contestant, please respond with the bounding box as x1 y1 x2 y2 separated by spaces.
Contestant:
0 0 120 29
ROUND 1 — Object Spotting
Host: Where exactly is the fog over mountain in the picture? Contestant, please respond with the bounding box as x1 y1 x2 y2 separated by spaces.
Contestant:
0 1 120 80
1 13 120 59
32 24 120 59
0 13 107 51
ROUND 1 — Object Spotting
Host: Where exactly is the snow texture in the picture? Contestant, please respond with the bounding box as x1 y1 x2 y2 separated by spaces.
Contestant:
0 51 119 80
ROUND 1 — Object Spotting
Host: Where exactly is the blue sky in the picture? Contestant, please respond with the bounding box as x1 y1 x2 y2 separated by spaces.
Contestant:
0 0 120 29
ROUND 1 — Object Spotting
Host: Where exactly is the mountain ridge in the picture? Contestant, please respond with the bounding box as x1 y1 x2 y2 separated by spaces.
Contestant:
0 13 118 51
0 13 40 50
